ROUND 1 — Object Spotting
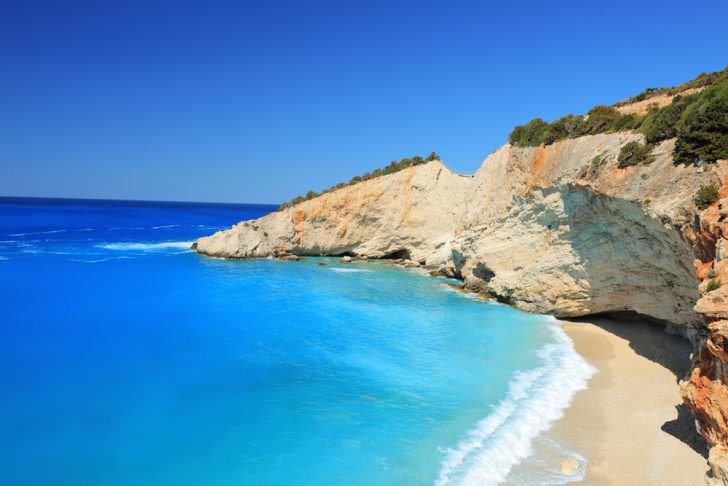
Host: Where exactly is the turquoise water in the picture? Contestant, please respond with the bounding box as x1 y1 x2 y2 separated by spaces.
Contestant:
0 197 593 485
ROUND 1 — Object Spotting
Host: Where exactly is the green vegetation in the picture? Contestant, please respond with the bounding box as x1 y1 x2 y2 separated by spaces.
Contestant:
508 105 642 148
277 152 441 211
508 118 551 146
673 81 728 165
616 66 728 106
617 141 655 168
706 278 722 293
694 183 720 210
580 152 609 178
508 65 728 167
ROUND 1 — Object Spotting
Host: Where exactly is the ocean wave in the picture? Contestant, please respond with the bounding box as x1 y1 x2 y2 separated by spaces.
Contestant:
436 323 596 486
97 241 193 251
0 256 8 261
330 267 372 273
8 229 67 236
151 224 181 229
436 283 484 300
69 256 135 263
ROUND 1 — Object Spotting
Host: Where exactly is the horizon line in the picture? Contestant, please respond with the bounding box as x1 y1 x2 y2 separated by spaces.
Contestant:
0 194 280 207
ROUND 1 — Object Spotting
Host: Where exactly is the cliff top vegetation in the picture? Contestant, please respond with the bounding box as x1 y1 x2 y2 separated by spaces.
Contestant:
277 152 441 211
509 65 728 166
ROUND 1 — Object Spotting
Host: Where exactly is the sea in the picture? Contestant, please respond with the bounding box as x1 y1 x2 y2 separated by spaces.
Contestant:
0 197 595 485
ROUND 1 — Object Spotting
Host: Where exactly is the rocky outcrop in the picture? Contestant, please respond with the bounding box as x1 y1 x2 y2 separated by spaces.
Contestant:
199 129 728 481
198 132 715 329
680 164 728 484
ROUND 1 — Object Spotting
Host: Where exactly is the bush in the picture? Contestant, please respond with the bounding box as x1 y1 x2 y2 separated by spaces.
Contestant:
509 108 643 148
584 105 622 134
542 114 587 144
508 67 728 166
638 94 695 143
509 118 551 146
617 65 728 106
617 141 655 168
673 81 728 165
707 279 722 292
694 183 720 210
277 152 441 210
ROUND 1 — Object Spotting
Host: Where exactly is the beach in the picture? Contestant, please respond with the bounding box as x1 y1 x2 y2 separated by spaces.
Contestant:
554 317 709 485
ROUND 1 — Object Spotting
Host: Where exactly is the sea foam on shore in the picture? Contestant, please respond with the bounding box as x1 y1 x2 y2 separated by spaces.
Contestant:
436 319 596 485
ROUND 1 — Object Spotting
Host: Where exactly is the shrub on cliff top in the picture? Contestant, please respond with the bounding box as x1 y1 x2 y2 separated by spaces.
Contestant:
277 152 441 210
583 105 622 134
694 183 720 210
637 93 696 143
673 81 728 165
508 118 551 146
616 65 728 106
509 73 728 169
508 107 642 148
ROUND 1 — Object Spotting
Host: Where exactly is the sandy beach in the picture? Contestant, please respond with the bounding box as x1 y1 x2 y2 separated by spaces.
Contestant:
553 317 709 485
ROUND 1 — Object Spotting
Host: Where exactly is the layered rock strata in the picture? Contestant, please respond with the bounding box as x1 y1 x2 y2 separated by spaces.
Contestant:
197 132 714 329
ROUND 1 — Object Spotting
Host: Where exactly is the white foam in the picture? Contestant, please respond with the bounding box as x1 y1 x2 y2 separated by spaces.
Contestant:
151 224 180 229
97 241 193 251
329 267 372 273
436 283 483 300
406 267 431 276
436 323 596 486
69 256 135 263
9 229 67 236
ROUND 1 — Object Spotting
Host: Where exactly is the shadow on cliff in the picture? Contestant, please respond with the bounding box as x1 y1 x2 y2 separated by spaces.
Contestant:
548 185 708 456
568 315 709 458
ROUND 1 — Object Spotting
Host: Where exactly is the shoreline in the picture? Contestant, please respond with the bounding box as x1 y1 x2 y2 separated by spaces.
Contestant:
552 317 708 485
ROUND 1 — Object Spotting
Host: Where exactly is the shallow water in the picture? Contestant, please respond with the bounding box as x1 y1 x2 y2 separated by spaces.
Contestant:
0 197 594 485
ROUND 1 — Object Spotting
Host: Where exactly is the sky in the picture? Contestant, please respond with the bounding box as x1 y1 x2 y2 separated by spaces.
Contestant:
1 1 727 204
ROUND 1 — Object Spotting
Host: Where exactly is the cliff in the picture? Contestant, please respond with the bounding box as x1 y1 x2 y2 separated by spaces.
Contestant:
197 132 713 329
197 128 728 483
196 67 728 482
680 162 728 485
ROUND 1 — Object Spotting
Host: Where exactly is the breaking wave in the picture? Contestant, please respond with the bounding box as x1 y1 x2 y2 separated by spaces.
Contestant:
69 256 136 263
9 229 67 236
436 321 596 485
330 267 372 273
97 241 193 251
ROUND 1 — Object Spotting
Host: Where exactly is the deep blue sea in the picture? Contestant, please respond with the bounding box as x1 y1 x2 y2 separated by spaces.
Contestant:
0 197 594 486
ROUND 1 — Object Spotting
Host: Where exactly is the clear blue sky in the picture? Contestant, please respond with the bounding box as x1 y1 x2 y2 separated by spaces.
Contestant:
2 1 727 204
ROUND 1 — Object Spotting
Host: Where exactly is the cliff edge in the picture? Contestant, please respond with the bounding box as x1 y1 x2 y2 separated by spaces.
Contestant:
197 132 712 330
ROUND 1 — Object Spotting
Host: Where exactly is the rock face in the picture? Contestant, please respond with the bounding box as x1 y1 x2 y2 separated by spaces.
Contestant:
198 131 728 482
680 165 728 485
197 132 714 329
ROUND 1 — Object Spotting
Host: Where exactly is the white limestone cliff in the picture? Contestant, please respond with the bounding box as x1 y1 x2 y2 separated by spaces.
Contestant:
196 132 717 331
